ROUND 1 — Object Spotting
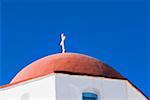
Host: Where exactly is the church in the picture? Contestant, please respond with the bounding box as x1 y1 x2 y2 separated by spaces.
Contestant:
0 34 148 100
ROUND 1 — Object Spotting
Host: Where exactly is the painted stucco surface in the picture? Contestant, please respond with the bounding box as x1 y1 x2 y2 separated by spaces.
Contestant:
0 74 147 100
0 75 56 100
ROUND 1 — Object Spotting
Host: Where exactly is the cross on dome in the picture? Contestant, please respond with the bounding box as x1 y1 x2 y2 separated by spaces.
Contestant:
60 33 66 53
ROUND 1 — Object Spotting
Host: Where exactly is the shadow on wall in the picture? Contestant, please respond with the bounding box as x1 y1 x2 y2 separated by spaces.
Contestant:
21 93 30 100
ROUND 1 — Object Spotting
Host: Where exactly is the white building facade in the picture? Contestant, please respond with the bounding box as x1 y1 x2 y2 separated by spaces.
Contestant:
0 53 148 100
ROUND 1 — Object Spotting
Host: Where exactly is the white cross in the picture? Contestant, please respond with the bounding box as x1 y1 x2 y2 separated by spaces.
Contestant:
60 33 66 53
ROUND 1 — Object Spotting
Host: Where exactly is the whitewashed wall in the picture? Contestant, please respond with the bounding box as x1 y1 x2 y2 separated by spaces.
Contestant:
0 73 147 100
102 78 127 100
55 74 147 100
126 82 146 100
0 74 56 100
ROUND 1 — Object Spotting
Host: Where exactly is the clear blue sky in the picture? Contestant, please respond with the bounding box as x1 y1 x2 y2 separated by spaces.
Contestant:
0 0 149 97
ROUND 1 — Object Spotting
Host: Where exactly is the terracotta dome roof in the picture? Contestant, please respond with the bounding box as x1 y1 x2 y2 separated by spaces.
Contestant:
11 53 124 84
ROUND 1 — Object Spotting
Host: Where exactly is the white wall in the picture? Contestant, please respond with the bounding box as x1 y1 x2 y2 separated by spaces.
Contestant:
102 78 127 100
126 82 147 100
55 73 147 100
0 74 56 100
55 74 101 100
0 73 147 100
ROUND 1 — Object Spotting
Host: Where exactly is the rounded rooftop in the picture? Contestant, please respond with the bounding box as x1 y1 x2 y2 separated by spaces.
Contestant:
11 53 124 84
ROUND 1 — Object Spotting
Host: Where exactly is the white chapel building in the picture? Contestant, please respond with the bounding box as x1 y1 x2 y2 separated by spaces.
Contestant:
0 52 148 100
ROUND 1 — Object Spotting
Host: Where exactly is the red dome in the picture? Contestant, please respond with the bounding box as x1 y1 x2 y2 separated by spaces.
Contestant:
11 53 124 84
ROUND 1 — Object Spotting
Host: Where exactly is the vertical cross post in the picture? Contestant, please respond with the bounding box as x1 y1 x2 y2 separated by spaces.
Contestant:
60 33 66 53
